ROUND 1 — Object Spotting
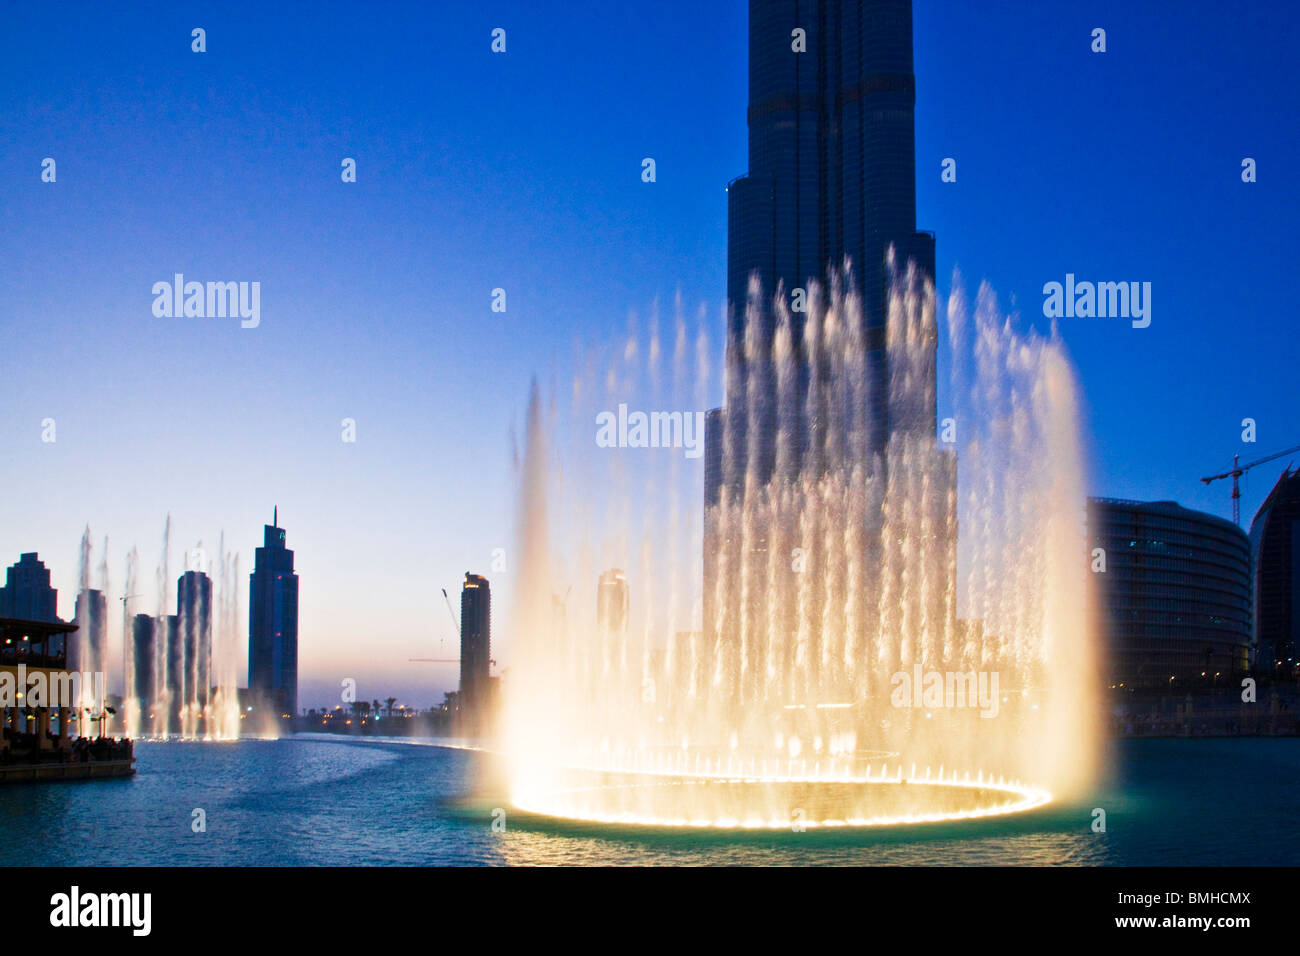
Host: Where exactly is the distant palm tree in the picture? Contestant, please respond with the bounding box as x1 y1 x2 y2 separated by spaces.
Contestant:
385 697 397 718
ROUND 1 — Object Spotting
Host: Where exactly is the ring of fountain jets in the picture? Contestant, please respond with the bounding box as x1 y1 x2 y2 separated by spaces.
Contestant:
503 257 1096 829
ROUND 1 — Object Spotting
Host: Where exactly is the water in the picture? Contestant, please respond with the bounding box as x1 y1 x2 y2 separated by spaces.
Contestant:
505 262 1097 825
1 735 1294 865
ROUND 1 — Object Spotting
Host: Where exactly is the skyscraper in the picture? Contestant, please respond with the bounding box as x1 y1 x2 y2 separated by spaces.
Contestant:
248 508 299 719
0 552 59 623
705 0 938 633
72 588 107 676
714 0 935 491
178 570 212 719
597 568 629 637
130 613 157 720
459 573 491 730
1249 467 1300 673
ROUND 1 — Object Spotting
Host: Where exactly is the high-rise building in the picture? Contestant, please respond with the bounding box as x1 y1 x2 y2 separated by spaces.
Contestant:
0 552 59 623
178 570 212 717
712 0 935 492
1249 467 1300 674
1088 498 1252 686
459 573 491 729
248 509 299 719
72 588 107 675
704 0 938 634
597 569 629 637
130 613 157 716
165 614 182 733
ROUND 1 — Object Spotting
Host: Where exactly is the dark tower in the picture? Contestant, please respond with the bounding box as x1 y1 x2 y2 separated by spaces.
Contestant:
597 569 629 637
177 570 212 718
705 0 937 634
714 0 936 499
459 573 491 731
248 508 299 720
0 553 59 623
72 588 107 675
1249 468 1300 672
131 613 157 718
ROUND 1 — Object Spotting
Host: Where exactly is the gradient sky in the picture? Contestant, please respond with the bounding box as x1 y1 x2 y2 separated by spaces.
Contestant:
2 0 1296 708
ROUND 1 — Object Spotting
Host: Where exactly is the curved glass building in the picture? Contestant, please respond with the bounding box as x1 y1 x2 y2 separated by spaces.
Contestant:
1087 498 1251 687
1248 467 1300 675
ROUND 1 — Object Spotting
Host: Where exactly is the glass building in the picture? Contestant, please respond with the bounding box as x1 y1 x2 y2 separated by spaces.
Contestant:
0 553 59 623
178 570 212 718
1087 498 1252 687
1248 467 1300 675
131 613 157 716
704 0 939 636
459 573 492 729
72 588 107 676
248 509 299 719
708 0 936 501
597 568 629 637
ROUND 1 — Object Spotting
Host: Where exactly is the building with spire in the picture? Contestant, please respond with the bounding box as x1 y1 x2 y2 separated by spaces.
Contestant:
248 508 299 720
704 0 939 635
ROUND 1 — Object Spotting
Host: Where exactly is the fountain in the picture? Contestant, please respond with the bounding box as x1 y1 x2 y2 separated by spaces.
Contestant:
503 259 1099 828
119 518 242 741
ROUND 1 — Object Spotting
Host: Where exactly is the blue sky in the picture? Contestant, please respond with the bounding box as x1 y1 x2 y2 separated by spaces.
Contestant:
1 0 1296 707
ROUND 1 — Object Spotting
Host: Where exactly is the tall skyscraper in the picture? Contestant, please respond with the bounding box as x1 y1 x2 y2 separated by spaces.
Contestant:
72 588 107 675
459 573 491 729
705 0 938 633
0 552 59 622
130 613 157 718
1249 467 1300 673
178 570 212 718
597 568 629 637
248 508 299 718
712 0 935 494
165 613 182 733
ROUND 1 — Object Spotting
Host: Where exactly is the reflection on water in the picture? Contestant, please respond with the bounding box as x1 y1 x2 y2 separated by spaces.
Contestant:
0 736 1293 866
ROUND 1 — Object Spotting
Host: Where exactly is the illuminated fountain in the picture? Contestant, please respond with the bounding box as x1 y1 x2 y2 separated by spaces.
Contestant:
503 260 1098 828
120 518 242 741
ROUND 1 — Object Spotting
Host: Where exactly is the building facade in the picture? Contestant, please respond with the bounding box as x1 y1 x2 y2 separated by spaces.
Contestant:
72 588 107 677
709 0 936 498
0 553 59 623
130 613 157 717
704 0 939 637
248 510 299 718
178 570 212 719
1249 467 1300 675
1088 498 1252 686
597 568 629 637
459 573 491 729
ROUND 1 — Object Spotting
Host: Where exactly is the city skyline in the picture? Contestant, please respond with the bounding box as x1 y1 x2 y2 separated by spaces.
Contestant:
2 0 1296 707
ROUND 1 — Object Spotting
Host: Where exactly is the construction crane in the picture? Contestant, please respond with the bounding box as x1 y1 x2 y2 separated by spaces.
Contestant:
408 587 496 668
1201 443 1300 525
409 588 463 663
